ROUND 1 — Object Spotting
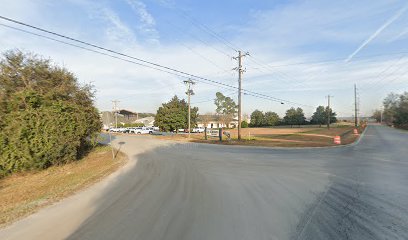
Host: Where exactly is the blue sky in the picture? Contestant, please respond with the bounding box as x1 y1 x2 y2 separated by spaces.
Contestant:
1 0 408 118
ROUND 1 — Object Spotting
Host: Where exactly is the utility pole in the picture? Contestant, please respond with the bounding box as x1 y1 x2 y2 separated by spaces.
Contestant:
354 84 358 127
106 111 115 160
326 95 333 129
233 50 249 140
112 100 120 128
184 79 195 139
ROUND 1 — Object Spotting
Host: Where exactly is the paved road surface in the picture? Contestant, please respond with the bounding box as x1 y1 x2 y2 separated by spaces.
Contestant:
1 125 407 239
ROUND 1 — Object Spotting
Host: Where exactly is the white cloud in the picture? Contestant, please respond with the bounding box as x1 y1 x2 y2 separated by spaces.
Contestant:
126 0 160 45
345 3 408 62
388 26 408 42
100 7 137 44
1 0 407 117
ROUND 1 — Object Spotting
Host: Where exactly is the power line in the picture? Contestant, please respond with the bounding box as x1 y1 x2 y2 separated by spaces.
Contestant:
165 8 310 90
246 55 310 89
252 51 408 69
170 8 408 92
0 22 234 93
362 67 408 95
164 7 408 97
162 19 233 58
191 91 236 104
177 40 229 72
0 23 188 79
176 10 238 52
360 56 408 93
0 15 310 107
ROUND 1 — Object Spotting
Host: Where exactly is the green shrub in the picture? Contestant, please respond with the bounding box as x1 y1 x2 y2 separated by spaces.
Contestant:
241 121 248 128
0 50 101 177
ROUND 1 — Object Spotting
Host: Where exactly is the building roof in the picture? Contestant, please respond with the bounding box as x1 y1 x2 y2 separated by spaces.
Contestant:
197 114 238 123
134 116 155 123
118 109 137 116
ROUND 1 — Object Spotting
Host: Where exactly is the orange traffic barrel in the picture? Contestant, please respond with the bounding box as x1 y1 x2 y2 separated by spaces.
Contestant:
334 136 341 144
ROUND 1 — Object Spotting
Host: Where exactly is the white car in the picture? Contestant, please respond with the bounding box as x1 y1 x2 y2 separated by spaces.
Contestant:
109 128 122 132
145 127 155 134
131 127 150 134
192 127 205 133
118 128 127 133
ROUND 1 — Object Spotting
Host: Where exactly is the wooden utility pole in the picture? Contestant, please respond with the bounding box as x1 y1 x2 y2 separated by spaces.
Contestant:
184 79 195 139
106 111 115 160
354 84 358 127
234 51 249 140
112 100 120 128
326 95 333 129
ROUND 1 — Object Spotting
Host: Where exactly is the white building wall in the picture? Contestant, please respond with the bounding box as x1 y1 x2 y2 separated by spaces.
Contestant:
197 121 238 128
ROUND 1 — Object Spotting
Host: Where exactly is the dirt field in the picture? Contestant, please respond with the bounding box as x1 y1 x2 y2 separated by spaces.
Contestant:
153 125 365 147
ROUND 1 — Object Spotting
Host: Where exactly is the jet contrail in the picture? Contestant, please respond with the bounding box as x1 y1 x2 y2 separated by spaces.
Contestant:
345 4 408 62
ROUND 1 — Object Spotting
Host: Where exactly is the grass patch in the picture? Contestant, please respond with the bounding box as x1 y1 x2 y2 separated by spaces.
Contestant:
0 145 127 228
190 126 364 147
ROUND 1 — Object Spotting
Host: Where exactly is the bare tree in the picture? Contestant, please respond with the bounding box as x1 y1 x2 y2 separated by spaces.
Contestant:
199 112 213 128
219 113 234 128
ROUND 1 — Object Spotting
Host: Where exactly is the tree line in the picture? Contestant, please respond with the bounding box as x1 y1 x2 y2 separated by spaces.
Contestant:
372 92 408 129
154 90 338 131
0 50 101 178
249 106 337 127
154 91 237 131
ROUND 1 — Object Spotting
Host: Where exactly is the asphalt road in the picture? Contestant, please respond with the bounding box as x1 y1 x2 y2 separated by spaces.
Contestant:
1 125 407 239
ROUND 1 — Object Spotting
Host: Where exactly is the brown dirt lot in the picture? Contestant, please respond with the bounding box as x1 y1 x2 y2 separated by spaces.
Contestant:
154 125 366 148
0 145 127 228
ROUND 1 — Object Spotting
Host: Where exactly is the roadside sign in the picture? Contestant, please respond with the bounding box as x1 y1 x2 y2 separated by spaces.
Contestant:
205 128 222 141
206 129 219 137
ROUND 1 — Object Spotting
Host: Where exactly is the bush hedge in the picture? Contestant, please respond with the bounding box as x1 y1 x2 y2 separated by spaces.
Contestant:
241 121 248 128
0 50 101 177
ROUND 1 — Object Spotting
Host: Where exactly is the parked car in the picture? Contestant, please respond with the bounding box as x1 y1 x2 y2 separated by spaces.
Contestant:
118 127 127 133
123 127 137 133
145 127 154 134
130 127 150 134
192 127 205 133
109 128 122 132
